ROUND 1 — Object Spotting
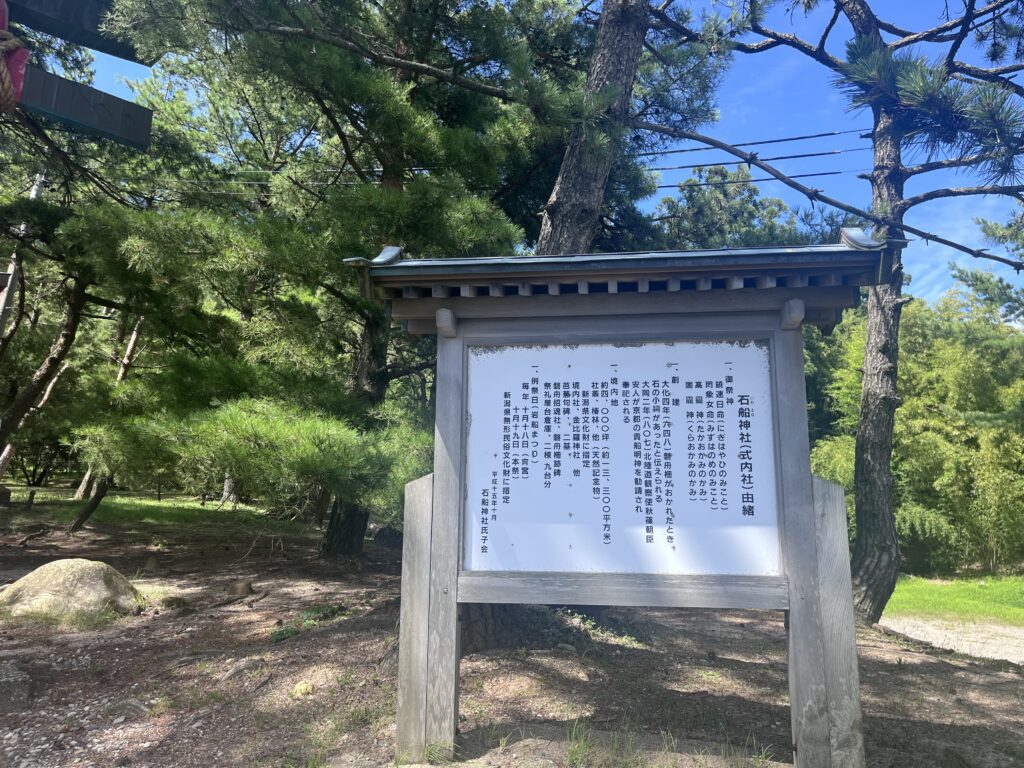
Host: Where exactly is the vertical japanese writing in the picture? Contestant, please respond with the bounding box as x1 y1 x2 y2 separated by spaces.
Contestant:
468 342 775 572
738 391 755 516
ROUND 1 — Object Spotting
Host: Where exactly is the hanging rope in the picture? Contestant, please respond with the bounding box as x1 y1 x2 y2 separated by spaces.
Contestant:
0 28 25 113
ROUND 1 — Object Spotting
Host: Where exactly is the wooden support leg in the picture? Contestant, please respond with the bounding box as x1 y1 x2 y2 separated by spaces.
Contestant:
423 333 463 760
812 477 865 768
396 474 434 763
775 328 833 767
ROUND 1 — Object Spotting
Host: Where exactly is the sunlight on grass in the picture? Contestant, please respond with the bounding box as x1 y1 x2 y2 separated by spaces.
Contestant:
884 575 1024 626
5 491 312 537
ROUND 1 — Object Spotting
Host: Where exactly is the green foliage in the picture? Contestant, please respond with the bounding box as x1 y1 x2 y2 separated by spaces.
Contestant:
655 166 856 250
811 276 1024 573
177 399 382 515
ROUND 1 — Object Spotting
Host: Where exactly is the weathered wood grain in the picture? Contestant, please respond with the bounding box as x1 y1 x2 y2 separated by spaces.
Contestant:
423 333 463 758
813 477 865 768
457 572 789 609
395 474 434 763
775 329 833 767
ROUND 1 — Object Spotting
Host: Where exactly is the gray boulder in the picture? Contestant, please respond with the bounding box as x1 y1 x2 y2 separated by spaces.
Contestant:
0 558 140 622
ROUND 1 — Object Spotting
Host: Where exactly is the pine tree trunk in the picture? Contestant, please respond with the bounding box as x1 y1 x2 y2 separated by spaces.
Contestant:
535 0 648 255
849 89 906 622
0 281 86 448
73 466 93 501
353 307 391 405
67 475 110 533
320 498 370 558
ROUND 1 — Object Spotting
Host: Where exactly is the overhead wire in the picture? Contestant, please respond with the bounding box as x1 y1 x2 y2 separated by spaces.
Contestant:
655 168 870 189
637 127 872 157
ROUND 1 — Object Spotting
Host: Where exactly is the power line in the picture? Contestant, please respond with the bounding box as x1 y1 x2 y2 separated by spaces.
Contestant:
655 168 869 189
638 127 872 157
649 146 871 173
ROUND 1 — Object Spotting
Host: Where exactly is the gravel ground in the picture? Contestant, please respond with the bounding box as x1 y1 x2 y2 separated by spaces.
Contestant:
879 616 1024 665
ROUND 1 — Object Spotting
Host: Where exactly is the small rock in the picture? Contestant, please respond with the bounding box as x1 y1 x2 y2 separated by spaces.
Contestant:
112 716 125 725
556 643 576 653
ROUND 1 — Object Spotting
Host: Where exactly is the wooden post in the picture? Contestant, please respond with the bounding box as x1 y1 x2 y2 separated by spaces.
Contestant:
774 327 832 768
812 477 865 768
424 332 463 759
396 473 434 763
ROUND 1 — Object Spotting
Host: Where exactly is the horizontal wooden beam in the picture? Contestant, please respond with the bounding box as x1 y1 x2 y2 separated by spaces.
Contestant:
390 286 858 324
19 65 152 149
8 0 151 63
457 571 790 610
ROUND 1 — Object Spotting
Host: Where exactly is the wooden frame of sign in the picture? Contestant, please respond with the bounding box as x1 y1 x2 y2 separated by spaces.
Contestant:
359 230 899 768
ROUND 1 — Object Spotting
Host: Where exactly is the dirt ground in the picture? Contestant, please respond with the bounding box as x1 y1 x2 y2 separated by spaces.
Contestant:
1 510 1022 768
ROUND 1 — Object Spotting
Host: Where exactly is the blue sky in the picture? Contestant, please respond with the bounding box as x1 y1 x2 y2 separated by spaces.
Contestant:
89 1 1024 302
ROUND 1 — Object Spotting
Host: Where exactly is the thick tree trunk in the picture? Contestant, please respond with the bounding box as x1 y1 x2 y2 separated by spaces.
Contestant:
320 498 370 558
73 466 93 501
847 65 907 623
67 475 110 533
535 0 648 255
851 281 904 622
0 281 86 448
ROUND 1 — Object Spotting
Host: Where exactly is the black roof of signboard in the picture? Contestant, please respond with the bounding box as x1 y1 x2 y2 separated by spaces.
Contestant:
355 228 904 333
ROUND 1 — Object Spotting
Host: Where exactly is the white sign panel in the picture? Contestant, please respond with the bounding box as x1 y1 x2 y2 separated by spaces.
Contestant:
463 341 779 575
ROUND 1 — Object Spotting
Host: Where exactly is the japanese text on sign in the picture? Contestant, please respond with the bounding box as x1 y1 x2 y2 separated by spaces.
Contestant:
464 341 779 575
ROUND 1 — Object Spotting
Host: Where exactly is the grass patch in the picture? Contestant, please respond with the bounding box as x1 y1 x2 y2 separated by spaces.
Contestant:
0 606 123 630
884 575 1024 626
270 603 349 643
4 493 310 538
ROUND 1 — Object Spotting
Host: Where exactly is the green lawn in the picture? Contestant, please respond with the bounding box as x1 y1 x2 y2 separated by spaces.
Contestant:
884 575 1024 627
3 485 311 538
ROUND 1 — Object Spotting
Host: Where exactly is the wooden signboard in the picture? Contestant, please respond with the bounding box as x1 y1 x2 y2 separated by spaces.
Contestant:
18 65 152 149
7 0 147 62
364 229 900 767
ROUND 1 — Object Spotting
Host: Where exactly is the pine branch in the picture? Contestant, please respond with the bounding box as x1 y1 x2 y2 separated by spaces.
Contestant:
888 0 1018 49
945 0 977 71
747 18 843 69
255 23 515 101
902 151 1006 176
898 183 1024 211
817 3 843 54
950 61 1024 98
632 119 1024 271
649 9 782 54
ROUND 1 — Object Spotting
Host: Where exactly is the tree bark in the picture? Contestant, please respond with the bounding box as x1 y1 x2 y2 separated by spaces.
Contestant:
0 443 14 480
67 475 110 533
320 498 370 557
221 472 239 506
116 315 143 383
352 306 391 405
73 466 93 501
535 0 648 255
0 281 86 448
842 2 906 624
